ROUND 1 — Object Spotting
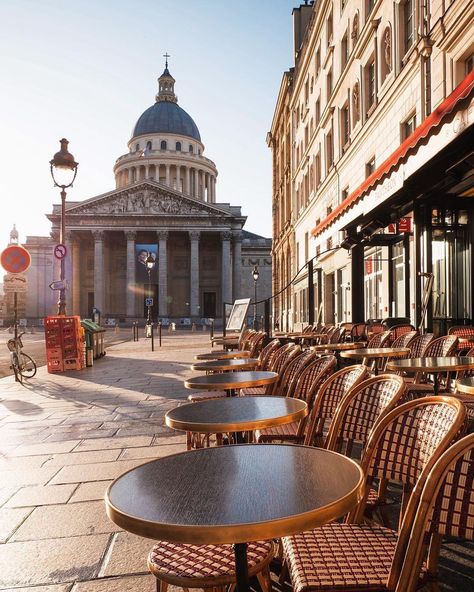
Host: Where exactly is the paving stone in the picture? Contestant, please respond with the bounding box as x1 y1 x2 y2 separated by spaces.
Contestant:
11 501 120 541
0 454 51 470
43 449 121 467
0 534 109 587
71 574 156 591
75 435 153 452
5 483 77 508
2 465 61 488
45 429 118 442
98 531 151 576
10 440 80 457
118 443 183 460
49 460 144 485
0 507 33 542
0 584 71 592
69 481 113 503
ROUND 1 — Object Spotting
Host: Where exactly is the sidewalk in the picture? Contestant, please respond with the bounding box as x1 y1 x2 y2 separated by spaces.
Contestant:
0 332 211 591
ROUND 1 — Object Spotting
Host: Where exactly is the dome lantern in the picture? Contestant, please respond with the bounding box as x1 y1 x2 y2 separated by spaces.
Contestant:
156 53 177 104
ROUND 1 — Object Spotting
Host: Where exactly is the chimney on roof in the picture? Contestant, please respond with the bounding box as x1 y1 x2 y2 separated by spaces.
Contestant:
292 1 314 62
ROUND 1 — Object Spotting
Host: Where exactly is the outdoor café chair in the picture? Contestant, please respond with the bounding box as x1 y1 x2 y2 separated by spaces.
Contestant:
367 330 392 349
241 343 301 396
390 331 417 349
303 365 370 448
280 397 466 592
408 333 434 358
148 539 275 592
396 432 474 591
255 355 337 444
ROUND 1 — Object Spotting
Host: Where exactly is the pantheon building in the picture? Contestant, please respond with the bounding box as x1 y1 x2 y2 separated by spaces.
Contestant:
23 64 271 324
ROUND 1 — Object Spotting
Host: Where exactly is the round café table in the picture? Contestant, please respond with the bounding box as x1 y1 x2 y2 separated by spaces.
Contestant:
311 342 365 352
387 356 474 395
195 350 251 361
105 444 364 592
185 371 278 397
455 376 474 395
191 358 259 372
166 396 307 444
340 347 410 374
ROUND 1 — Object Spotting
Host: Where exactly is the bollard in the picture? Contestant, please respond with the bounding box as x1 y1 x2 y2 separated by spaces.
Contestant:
210 319 214 340
151 323 154 352
158 322 162 347
192 323 196 332
133 322 139 341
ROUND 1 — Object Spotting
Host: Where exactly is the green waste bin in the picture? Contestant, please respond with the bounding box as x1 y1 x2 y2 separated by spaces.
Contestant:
81 319 106 359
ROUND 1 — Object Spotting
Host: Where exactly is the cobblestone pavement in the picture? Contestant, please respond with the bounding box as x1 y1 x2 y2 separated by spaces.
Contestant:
0 333 472 591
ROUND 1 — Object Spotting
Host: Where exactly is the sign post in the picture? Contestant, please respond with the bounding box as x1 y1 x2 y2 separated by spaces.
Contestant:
1 245 31 339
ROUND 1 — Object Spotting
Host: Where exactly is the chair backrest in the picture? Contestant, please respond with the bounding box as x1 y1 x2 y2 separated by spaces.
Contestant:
325 374 407 454
290 355 337 404
238 328 253 350
408 333 434 358
348 397 466 588
329 327 346 344
304 364 369 446
350 322 367 341
279 350 318 397
397 433 474 592
258 339 281 370
367 330 391 348
268 344 302 394
389 324 416 345
391 330 418 349
248 332 266 357
302 325 313 334
448 325 474 337
423 335 458 357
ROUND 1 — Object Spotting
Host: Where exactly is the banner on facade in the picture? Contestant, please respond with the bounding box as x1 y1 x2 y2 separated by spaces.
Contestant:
135 244 158 283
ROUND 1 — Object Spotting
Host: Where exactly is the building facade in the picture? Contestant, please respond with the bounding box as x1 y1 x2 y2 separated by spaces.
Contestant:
269 0 474 333
20 65 271 325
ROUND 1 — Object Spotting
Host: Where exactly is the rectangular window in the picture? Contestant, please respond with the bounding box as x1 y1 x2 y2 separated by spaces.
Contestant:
366 157 376 178
341 32 349 69
304 232 309 262
327 10 333 46
466 53 474 75
366 0 375 19
316 47 321 75
404 0 416 54
341 0 347 11
327 68 333 99
315 153 321 187
326 131 334 172
367 59 376 114
315 98 321 124
341 104 350 151
341 186 349 202
305 79 309 104
401 112 416 141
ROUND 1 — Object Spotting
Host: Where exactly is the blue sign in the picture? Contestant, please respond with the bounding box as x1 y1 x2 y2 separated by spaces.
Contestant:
145 297 154 306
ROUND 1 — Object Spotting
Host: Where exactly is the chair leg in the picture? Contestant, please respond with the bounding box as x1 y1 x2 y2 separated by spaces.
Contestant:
257 565 273 592
153 579 168 592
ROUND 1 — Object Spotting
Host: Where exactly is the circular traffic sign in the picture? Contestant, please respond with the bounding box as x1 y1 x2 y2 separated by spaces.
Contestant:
54 243 67 260
0 245 31 274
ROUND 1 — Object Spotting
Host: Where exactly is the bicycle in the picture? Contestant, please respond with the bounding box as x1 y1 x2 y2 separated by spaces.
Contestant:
7 331 37 382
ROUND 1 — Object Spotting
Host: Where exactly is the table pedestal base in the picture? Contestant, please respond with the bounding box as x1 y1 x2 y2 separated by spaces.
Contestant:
234 542 249 592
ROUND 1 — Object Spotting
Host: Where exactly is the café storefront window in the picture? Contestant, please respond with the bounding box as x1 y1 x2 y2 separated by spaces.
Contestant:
391 241 406 317
364 248 383 320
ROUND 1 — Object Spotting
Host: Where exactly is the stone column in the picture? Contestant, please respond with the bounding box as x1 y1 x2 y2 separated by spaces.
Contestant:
232 231 243 301
205 173 210 202
145 165 150 180
93 230 105 315
194 169 199 198
211 176 216 202
189 231 200 317
221 231 232 306
125 230 136 318
72 237 81 316
165 165 170 186
185 167 190 194
157 230 168 317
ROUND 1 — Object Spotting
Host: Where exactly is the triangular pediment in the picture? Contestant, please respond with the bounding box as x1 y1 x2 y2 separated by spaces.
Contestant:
65 181 233 218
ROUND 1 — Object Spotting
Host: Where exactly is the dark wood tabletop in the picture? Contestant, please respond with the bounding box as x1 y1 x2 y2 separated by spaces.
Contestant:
195 351 251 361
184 371 279 391
311 342 365 351
386 356 474 373
340 347 410 359
105 444 364 545
191 358 259 372
165 396 308 433
455 377 474 395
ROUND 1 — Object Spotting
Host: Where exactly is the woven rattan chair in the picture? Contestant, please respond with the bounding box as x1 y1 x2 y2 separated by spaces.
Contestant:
448 325 474 338
388 324 416 345
241 343 301 396
303 365 370 447
148 539 276 592
408 333 434 358
396 432 474 592
280 397 466 592
349 322 368 343
407 335 459 396
367 330 392 349
391 331 417 349
248 331 266 358
255 355 337 444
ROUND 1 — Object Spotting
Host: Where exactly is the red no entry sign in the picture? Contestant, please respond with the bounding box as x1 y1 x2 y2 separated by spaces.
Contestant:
0 245 31 274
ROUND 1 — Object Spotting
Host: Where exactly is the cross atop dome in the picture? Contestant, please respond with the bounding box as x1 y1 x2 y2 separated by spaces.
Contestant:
156 53 177 103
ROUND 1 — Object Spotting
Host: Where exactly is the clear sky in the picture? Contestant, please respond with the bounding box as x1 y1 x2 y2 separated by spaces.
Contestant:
0 0 296 247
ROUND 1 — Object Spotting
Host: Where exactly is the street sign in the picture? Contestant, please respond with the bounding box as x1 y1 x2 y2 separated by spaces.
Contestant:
49 280 68 291
54 244 67 259
145 297 154 306
0 245 31 274
3 275 27 293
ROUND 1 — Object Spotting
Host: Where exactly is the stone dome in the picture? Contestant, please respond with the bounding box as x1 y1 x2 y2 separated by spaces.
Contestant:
132 101 201 141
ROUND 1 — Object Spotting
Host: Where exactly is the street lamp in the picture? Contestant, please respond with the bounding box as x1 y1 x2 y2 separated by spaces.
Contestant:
50 139 78 315
252 265 260 329
145 253 155 332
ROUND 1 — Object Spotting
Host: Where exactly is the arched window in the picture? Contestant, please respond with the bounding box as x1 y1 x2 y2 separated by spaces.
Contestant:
160 140 167 150
380 25 392 84
135 143 140 152
198 149 201 155
146 141 152 151
189 144 194 153
176 141 181 151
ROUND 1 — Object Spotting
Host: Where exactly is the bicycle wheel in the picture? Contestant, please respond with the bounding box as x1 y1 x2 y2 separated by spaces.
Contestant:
19 353 37 378
10 352 22 382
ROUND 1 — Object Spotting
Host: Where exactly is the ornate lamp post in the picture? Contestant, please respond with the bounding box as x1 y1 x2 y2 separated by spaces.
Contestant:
252 265 260 330
50 139 78 315
145 252 155 331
